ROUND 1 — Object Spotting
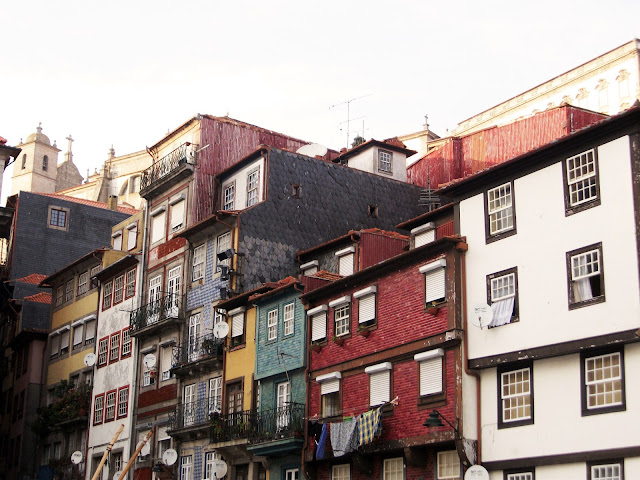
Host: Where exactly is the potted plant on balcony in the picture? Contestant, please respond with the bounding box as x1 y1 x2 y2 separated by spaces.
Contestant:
201 338 217 356
332 335 345 346
426 301 440 316
310 340 323 353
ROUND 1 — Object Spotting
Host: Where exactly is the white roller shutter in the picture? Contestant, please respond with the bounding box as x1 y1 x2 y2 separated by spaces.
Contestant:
339 254 354 276
311 313 326 342
369 370 390 406
231 313 244 338
73 325 83 348
170 198 185 230
414 349 444 397
151 211 166 243
358 294 376 323
85 320 96 342
320 378 340 395
60 330 70 351
415 229 435 248
425 268 446 303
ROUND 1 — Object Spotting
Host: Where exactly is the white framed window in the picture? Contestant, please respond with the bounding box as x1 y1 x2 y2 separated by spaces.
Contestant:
72 323 83 350
230 307 245 344
487 182 514 236
93 395 104 424
420 259 446 305
334 304 350 336
437 451 461 479
77 272 89 296
170 195 186 231
285 469 299 480
217 232 231 268
488 268 518 327
277 381 291 428
332 464 350 480
150 206 166 244
568 244 604 307
366 362 392 406
125 268 136 299
192 244 206 282
105 390 116 421
335 246 355 276
584 351 623 411
317 371 341 418
283 302 294 336
383 457 403 480
415 349 444 397
565 149 599 208
506 473 533 480
412 222 435 248
188 313 201 361
223 182 235 210
109 333 120 363
246 169 259 207
378 149 392 173
113 274 124 304
309 305 327 342
354 286 377 325
56 286 63 307
65 279 74 303
127 223 138 250
267 309 278 341
97 337 108 366
143 369 155 387
121 328 131 357
117 386 129 418
208 376 222 414
102 281 112 310
161 344 173 381
590 462 622 480
180 455 192 480
499 366 532 426
204 452 221 480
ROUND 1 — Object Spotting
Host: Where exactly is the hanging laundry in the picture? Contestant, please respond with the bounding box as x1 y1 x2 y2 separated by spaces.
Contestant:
330 415 359 456
358 406 383 446
316 423 329 460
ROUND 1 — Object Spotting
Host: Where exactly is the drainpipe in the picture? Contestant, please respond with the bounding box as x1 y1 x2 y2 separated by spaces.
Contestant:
300 296 313 480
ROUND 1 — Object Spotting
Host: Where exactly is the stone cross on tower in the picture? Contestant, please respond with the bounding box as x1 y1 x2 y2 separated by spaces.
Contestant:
65 135 73 162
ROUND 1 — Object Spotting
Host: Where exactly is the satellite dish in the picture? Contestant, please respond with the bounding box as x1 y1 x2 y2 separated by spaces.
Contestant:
471 304 493 329
213 322 229 339
137 440 150 457
113 471 124 480
464 465 489 480
70 451 83 464
296 143 328 158
84 353 96 367
211 460 228 479
163 449 178 466
143 354 156 369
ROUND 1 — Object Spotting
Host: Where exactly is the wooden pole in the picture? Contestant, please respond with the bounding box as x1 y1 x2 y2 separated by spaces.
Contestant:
91 424 125 480
117 430 153 480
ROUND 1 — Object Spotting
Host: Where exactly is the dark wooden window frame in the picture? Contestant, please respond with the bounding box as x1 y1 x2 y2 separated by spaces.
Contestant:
580 346 625 417
562 147 601 217
484 181 517 244
497 361 534 429
566 242 605 310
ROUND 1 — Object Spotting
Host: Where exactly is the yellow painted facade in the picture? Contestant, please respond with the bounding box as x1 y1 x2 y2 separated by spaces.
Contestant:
225 305 257 411
51 292 98 331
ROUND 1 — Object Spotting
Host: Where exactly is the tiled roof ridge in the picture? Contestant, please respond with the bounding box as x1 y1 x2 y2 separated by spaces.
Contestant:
359 228 408 240
310 270 343 281
202 115 309 144
15 273 48 285
23 292 52 304
31 192 138 215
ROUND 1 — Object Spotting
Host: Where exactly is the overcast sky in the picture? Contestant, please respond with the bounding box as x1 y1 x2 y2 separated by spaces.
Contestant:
2 0 639 200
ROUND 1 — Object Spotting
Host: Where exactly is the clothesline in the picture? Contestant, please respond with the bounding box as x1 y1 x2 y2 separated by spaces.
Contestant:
307 396 399 421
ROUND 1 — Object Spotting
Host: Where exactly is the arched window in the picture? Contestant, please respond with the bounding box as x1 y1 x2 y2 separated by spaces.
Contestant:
21 154 26 170
43 155 49 171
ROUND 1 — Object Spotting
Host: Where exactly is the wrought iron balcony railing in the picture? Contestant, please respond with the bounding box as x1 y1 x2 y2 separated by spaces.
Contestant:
130 294 184 334
169 398 222 431
210 409 256 443
248 403 305 445
172 333 223 368
141 142 198 191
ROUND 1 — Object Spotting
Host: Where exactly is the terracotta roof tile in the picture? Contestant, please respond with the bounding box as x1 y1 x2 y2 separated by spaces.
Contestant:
33 192 138 215
15 273 48 285
311 270 343 281
23 292 52 304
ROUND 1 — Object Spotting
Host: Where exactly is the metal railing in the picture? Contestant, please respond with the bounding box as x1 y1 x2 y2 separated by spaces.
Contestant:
141 143 198 190
172 332 223 367
169 398 222 430
248 403 305 444
210 409 255 443
130 294 184 333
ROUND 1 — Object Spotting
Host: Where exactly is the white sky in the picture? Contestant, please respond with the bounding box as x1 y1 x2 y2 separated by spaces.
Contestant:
1 0 639 201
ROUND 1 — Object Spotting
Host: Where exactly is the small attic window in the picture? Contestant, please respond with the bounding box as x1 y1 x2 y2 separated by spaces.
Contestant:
368 204 378 218
291 184 302 199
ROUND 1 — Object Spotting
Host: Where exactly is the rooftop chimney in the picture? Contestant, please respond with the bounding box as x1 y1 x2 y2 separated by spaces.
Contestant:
107 195 118 211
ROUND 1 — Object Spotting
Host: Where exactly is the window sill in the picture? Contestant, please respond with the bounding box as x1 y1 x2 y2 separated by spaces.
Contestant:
565 198 600 217
417 391 447 408
581 403 625 417
498 417 533 429
569 295 605 311
485 228 517 245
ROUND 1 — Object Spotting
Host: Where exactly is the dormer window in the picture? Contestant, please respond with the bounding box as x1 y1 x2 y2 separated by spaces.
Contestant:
335 246 355 276
300 260 318 277
223 182 235 211
378 149 392 173
411 222 435 248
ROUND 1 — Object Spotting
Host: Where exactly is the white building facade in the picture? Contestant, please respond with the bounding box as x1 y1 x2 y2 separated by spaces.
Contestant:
442 107 640 479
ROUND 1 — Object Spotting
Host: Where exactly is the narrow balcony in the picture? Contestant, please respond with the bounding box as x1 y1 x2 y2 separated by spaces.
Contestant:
129 294 184 337
168 398 218 440
140 142 198 198
247 403 305 456
171 333 224 377
210 409 255 445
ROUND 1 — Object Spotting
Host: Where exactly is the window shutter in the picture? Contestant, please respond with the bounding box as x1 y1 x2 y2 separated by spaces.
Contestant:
60 330 70 350
151 212 165 243
73 326 83 346
50 334 60 354
113 233 123 251
231 313 244 338
359 294 376 323
127 225 137 250
415 229 435 248
339 253 354 276
85 320 96 341
419 357 443 396
425 267 446 303
161 345 173 376
170 200 185 230
369 370 390 406
320 378 339 395
311 313 326 341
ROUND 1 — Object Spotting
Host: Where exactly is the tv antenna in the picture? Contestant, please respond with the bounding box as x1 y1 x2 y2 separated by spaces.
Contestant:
330 93 373 149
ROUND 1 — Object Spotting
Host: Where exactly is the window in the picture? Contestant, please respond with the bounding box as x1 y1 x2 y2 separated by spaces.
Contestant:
329 296 351 337
309 305 327 343
317 372 341 418
112 453 122 474
121 328 131 358
143 369 155 387
187 313 201 361
192 244 206 282
354 286 377 327
246 169 259 207
332 464 350 480
230 307 245 346
72 323 83 350
97 337 108 367
267 309 278 341
291 184 302 198
223 182 235 210
21 154 26 169
415 349 445 402
90 265 101 286
43 155 48 171
498 364 533 428
412 222 436 248
65 279 74 303
567 243 605 308
283 302 294 336
378 149 392 173
112 231 123 250
485 182 515 241
437 451 461 479
117 386 129 418
150 206 166 244
49 334 60 359
505 471 534 480
85 319 96 345
366 362 392 406
285 469 299 480
55 286 63 307
60 329 70 356
170 196 186 232
102 281 112 310
113 274 124 305
77 272 89 296
104 390 116 421
127 223 138 250
161 344 172 381
217 232 231 268
383 458 403 480
109 333 120 363
581 349 624 415
335 247 355 276
563 148 600 213
125 268 136 298
487 267 518 327
93 394 104 424
48 206 69 230
209 376 222 414
420 259 446 306
589 461 623 480
204 452 222 480
180 455 192 480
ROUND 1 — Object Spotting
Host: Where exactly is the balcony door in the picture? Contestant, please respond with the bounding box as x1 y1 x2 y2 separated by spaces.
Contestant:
227 381 243 426
276 381 291 430
148 275 162 324
183 383 196 426
167 266 181 317
188 313 201 362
